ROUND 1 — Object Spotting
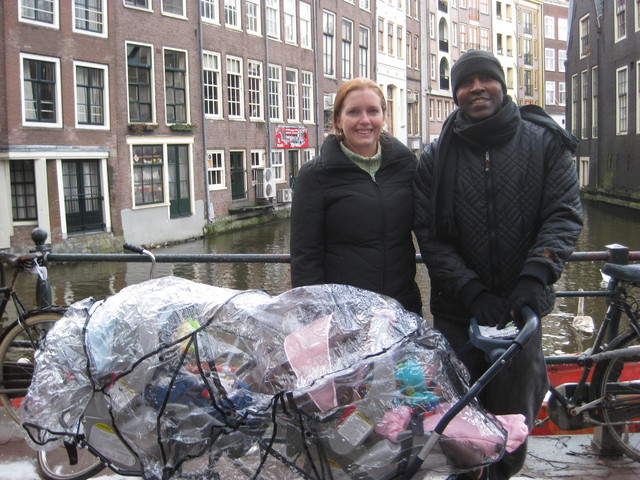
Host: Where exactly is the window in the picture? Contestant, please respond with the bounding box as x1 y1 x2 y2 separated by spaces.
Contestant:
268 64 282 121
430 54 436 80
133 145 164 206
248 60 263 120
545 81 555 105
323 11 335 76
544 16 555 39
616 67 628 134
284 0 297 44
301 71 313 123
615 0 626 41
22 54 61 126
413 34 419 69
125 0 149 9
558 18 567 41
387 22 394 55
429 13 435 39
20 0 58 27
580 70 589 138
227 56 244 119
591 67 598 138
397 25 403 58
266 0 280 39
558 50 567 73
523 69 533 97
224 0 241 29
408 102 419 136
74 0 105 35
62 159 105 233
246 0 261 34
480 0 488 14
571 74 578 136
480 28 489 51
558 82 566 106
162 0 185 17
300 2 312 48
359 0 370 11
545 48 555 71
270 150 284 181
459 23 467 51
207 151 225 189
165 50 188 124
203 52 222 118
451 22 458 47
127 44 153 123
579 15 590 57
342 19 353 80
358 26 369 78
523 10 532 35
286 68 299 122
75 62 107 127
201 0 219 22
378 18 385 51
250 150 265 184
10 161 37 221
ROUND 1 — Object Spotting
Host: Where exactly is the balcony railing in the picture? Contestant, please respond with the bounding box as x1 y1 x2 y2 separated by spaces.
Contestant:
439 39 449 52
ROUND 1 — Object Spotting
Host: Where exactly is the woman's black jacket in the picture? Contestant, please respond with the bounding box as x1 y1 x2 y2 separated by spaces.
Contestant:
290 134 422 314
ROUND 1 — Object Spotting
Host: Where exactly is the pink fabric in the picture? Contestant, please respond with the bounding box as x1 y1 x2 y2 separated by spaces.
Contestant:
284 314 336 412
376 402 527 455
375 405 412 442
496 414 528 452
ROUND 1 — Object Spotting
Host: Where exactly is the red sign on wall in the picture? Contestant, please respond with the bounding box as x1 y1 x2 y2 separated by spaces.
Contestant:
275 125 308 149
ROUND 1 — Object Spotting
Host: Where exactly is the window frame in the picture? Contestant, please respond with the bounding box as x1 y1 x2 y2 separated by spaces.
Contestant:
616 66 628 135
164 48 189 125
301 70 314 124
248 59 264 121
284 0 297 45
358 25 370 78
126 42 155 124
201 0 220 24
207 150 226 190
74 60 110 129
73 0 107 37
323 10 336 77
162 0 187 19
21 53 63 128
20 0 59 29
266 0 281 40
224 0 242 30
300 2 312 49
131 144 166 207
267 64 283 121
203 51 223 119
246 0 261 35
226 55 245 120
342 18 353 80
10 160 38 222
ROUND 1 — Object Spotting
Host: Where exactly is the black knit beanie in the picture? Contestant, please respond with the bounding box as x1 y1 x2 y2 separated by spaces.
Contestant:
450 50 507 105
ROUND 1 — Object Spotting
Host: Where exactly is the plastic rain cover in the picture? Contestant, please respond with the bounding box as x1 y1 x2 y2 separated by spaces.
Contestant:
20 276 510 480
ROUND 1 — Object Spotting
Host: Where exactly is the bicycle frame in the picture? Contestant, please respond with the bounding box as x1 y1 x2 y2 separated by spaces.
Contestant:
544 273 640 432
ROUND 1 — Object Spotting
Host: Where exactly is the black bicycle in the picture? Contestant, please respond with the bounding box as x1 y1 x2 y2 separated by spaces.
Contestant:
540 261 640 461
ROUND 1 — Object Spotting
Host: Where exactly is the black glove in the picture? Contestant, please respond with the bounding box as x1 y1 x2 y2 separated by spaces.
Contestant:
470 292 508 327
500 277 545 329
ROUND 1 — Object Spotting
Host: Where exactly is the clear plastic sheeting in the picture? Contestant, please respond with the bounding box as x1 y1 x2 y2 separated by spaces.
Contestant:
20 277 510 480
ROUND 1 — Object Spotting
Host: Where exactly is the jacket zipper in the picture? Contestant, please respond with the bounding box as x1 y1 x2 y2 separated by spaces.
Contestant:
484 151 499 291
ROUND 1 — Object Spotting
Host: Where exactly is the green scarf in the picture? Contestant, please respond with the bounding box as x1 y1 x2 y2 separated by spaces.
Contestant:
340 142 382 178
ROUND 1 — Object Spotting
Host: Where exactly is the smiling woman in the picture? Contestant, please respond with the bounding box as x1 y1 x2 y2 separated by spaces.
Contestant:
290 78 422 315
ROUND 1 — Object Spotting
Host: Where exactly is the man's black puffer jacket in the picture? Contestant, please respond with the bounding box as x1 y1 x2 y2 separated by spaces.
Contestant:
291 134 422 314
414 120 583 321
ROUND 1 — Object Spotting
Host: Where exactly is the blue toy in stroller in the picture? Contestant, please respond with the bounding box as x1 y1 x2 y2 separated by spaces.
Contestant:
19 277 534 480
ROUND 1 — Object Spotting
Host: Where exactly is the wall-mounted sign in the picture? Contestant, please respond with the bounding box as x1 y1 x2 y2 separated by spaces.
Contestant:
275 125 308 149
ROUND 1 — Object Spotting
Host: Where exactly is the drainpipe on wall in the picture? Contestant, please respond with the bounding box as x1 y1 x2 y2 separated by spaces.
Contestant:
313 0 322 151
263 1 273 167
197 8 214 221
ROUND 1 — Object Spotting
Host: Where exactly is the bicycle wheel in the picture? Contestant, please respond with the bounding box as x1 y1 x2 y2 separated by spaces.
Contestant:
591 329 640 461
0 311 63 424
38 445 105 480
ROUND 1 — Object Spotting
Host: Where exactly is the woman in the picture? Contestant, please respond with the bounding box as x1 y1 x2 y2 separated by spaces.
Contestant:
290 78 421 314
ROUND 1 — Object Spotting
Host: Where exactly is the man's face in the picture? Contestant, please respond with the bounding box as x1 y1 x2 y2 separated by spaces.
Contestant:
456 74 504 122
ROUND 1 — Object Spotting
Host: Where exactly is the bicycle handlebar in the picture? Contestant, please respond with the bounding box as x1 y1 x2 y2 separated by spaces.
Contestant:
123 243 146 255
123 243 156 279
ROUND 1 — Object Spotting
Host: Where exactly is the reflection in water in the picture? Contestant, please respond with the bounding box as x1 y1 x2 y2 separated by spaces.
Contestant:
5 200 639 356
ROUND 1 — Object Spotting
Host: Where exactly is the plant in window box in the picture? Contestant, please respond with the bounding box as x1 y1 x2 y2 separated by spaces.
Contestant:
169 123 197 132
128 123 158 133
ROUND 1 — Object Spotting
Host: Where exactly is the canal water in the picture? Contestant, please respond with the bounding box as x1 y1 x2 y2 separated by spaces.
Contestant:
5 199 640 356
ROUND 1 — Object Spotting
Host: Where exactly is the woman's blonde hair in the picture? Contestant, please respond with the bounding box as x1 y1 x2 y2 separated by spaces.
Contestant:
331 78 387 142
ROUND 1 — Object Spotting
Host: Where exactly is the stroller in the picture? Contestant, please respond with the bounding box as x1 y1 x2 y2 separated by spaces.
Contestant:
20 277 534 480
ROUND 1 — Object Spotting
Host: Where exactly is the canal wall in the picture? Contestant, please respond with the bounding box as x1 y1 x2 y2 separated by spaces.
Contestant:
581 187 640 211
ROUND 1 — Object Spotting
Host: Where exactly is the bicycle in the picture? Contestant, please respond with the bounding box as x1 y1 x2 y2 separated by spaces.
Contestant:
538 261 640 461
0 250 106 480
34 243 155 480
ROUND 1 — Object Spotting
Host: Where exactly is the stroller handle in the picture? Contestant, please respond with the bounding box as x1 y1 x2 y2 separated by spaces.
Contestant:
469 306 540 363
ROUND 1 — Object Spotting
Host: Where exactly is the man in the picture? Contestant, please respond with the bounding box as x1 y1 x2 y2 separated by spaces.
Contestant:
414 50 583 479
